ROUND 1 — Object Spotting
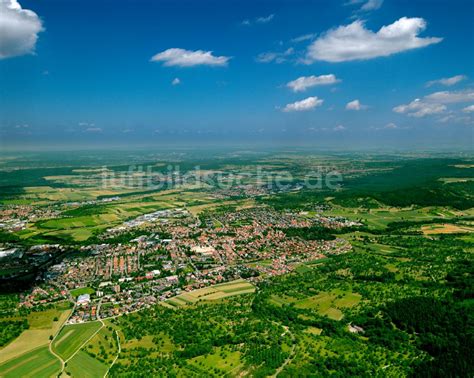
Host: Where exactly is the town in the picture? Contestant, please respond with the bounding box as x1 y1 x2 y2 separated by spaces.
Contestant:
9 205 359 324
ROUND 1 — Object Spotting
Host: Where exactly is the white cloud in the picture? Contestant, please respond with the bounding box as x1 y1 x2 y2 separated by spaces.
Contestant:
393 98 446 117
85 127 102 133
242 14 274 26
437 114 473 125
307 17 442 63
256 47 294 64
394 89 474 118
256 14 274 24
424 89 474 104
371 122 402 130
283 96 323 112
172 77 181 85
286 74 340 92
346 0 384 12
151 48 230 67
291 33 317 43
0 0 44 59
333 124 346 131
463 104 474 113
360 0 384 11
426 75 467 87
345 99 367 110
437 114 455 123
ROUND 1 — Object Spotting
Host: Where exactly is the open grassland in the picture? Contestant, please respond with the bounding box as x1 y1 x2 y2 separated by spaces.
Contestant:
0 346 60 378
164 279 255 308
322 205 468 229
0 304 71 364
65 351 108 378
81 325 118 366
269 289 361 321
188 347 243 375
52 321 102 361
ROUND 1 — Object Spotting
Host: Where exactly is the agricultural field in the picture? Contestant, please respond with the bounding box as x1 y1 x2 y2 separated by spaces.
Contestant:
421 223 474 235
52 321 102 361
0 302 72 364
0 346 61 378
65 351 108 378
165 279 255 308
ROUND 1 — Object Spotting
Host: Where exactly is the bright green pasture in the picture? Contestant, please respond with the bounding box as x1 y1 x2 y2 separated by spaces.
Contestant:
52 321 102 361
70 287 95 298
66 351 108 378
189 347 242 374
0 346 60 378
270 290 361 321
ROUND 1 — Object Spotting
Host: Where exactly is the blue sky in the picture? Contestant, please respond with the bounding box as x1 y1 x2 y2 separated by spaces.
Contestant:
1 0 473 149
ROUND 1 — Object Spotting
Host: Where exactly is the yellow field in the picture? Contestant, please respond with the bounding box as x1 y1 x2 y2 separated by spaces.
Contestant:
164 279 255 308
422 223 474 235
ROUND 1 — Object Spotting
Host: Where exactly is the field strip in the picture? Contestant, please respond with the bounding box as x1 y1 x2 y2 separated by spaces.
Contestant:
1 355 39 375
25 358 58 377
64 320 104 364
54 329 74 347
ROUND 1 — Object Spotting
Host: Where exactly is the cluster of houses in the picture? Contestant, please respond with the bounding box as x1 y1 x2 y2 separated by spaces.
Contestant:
11 204 357 323
0 204 61 232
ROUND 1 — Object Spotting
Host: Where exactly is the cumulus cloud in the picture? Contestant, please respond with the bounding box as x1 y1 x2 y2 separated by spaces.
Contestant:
306 17 442 63
0 0 44 59
426 75 467 87
256 48 294 64
171 78 181 85
394 89 474 118
345 99 367 110
333 124 346 131
424 89 474 104
463 104 474 113
151 48 230 67
242 14 274 26
384 122 398 129
286 74 340 92
283 96 323 112
393 99 446 117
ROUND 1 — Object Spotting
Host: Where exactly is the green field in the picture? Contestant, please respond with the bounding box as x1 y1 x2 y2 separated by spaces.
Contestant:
52 321 102 361
0 346 61 378
189 347 242 374
65 350 108 378
70 287 95 298
270 289 361 321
